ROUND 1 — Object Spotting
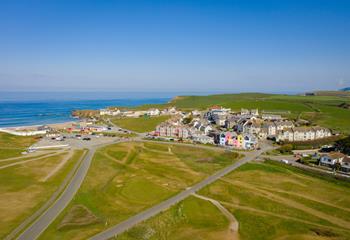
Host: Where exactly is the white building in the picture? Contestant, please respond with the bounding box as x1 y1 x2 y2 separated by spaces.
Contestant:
275 121 294 131
100 109 120 116
262 122 276 136
192 134 214 144
276 126 331 142
319 152 345 167
155 122 192 139
241 108 259 116
293 127 316 141
276 128 294 142
0 128 47 136
148 108 160 116
341 156 350 172
313 127 332 139
243 120 261 135
262 114 282 120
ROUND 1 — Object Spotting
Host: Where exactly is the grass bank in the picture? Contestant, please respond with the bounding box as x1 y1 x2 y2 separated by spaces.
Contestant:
111 115 170 133
0 132 38 159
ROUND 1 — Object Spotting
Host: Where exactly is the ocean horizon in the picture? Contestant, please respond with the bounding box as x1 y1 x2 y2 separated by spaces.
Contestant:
0 92 177 128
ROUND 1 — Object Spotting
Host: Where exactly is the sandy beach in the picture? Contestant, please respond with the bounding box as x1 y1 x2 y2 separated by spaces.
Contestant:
1 121 77 131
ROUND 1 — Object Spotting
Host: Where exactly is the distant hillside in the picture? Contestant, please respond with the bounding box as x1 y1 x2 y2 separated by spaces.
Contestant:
314 91 350 97
340 87 350 91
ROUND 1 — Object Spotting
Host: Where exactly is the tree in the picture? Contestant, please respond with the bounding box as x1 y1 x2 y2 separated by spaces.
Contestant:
335 136 350 155
278 144 293 154
182 116 193 124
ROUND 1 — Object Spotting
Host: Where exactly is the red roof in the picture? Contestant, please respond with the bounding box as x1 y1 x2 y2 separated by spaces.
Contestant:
210 105 221 110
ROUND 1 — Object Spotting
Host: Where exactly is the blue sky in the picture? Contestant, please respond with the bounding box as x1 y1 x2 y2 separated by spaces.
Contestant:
1 0 349 93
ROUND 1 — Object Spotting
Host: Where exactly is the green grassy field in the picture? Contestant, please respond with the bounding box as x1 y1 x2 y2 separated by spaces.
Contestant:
111 115 170 133
0 149 85 239
200 160 350 240
116 196 231 240
39 141 239 240
0 132 38 159
116 160 350 240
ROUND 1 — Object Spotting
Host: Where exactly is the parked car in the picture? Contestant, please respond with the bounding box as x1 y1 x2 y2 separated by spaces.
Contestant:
83 137 91 141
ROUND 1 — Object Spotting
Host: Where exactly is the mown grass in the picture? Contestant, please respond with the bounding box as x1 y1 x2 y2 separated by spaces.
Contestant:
0 132 38 159
117 160 350 240
39 142 239 240
0 149 84 239
111 115 170 133
198 161 350 240
116 196 230 240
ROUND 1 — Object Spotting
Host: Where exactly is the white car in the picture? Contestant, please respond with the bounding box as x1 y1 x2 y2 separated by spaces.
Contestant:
281 159 289 164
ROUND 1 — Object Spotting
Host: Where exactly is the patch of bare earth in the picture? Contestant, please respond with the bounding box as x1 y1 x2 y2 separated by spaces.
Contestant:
40 150 74 182
57 205 100 230
193 193 240 240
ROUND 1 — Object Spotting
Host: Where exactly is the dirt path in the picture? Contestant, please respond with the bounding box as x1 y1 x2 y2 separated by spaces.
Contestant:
193 193 240 240
220 178 350 230
257 185 350 213
0 150 54 162
0 150 66 170
103 152 140 171
41 150 74 182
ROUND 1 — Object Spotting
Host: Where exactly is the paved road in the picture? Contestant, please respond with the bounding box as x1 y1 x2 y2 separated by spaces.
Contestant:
16 139 123 240
267 155 350 179
90 143 274 240
4 150 86 240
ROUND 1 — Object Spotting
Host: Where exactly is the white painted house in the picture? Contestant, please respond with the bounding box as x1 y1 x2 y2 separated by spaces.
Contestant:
319 152 345 167
148 108 160 116
313 127 332 139
293 127 316 141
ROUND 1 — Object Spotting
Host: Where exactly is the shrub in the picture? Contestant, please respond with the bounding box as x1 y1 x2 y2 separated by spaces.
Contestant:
278 144 293 154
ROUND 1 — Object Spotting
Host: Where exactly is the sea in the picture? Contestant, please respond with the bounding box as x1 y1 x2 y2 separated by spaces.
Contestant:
0 92 178 128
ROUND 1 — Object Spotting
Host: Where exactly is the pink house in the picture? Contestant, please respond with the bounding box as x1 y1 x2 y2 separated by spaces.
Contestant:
232 134 244 149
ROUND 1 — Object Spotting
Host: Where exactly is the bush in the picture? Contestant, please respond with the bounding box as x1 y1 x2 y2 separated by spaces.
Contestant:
335 136 350 155
277 144 293 154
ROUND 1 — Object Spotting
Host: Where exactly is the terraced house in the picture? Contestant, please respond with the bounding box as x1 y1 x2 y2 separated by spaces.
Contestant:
219 132 257 149
276 127 332 142
155 122 191 139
